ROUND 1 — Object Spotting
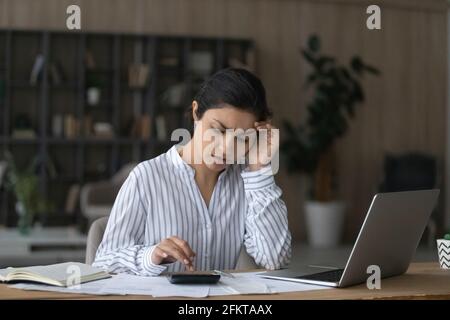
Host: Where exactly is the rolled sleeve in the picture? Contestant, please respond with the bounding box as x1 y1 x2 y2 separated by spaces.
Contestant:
241 165 275 191
141 245 168 275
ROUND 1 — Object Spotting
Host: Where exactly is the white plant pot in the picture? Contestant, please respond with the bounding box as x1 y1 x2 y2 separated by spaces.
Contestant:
305 201 346 248
437 239 450 269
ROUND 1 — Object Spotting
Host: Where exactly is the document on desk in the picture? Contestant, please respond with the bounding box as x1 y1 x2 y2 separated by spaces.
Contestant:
10 271 330 297
101 273 209 297
210 272 332 296
10 273 209 298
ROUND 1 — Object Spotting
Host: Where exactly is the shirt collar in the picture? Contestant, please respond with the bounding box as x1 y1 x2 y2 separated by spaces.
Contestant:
167 144 192 173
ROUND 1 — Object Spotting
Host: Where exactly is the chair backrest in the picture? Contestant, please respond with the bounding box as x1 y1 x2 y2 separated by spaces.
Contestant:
85 217 257 269
379 153 437 192
85 216 109 264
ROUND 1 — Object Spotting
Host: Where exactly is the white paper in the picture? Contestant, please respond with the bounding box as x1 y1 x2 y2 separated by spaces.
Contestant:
100 273 209 298
10 273 209 298
10 271 330 298
209 272 331 296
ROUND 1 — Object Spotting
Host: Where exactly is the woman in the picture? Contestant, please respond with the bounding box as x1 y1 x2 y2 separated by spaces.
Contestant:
93 68 291 276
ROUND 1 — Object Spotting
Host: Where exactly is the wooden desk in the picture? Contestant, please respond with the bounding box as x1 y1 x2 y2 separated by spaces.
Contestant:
1 262 449 300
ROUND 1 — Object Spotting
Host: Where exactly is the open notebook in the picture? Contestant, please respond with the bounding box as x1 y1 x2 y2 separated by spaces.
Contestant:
0 262 110 287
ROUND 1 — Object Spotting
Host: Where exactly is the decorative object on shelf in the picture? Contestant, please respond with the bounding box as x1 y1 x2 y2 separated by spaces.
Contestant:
63 114 79 139
280 34 380 248
131 115 152 140
51 114 64 137
159 56 179 67
29 54 45 86
12 114 36 139
93 122 114 138
85 67 104 107
160 83 188 108
86 86 101 106
85 50 96 69
128 63 150 89
3 152 54 235
188 51 213 76
437 233 450 269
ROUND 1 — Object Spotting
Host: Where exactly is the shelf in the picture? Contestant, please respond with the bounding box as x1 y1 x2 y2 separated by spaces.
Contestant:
158 65 182 76
86 102 114 109
49 83 78 90
0 29 253 227
10 82 40 89
120 86 149 92
46 137 150 145
0 137 39 144
86 68 115 73
50 175 80 183
46 137 79 144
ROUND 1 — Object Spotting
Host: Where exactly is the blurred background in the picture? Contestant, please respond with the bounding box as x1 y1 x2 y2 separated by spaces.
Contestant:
0 0 448 268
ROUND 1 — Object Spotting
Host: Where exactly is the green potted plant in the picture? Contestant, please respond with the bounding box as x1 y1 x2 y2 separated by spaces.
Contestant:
437 233 450 269
280 35 379 247
4 152 54 235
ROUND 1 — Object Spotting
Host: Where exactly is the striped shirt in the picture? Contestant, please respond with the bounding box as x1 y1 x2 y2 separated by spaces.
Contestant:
92 145 291 276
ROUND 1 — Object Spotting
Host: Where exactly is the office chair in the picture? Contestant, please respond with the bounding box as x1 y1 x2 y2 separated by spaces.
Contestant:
378 152 439 247
86 217 258 269
379 153 437 193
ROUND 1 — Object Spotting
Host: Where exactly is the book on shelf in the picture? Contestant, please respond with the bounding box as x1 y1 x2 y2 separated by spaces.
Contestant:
0 262 110 287
64 115 80 139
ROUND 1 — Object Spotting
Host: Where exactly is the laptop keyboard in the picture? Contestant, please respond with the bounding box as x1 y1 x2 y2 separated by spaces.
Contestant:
296 268 344 283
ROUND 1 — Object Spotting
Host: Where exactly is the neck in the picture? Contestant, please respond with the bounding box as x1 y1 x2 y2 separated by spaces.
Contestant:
180 140 220 183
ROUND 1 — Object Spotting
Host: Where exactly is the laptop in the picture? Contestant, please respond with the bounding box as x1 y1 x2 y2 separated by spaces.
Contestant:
259 189 440 288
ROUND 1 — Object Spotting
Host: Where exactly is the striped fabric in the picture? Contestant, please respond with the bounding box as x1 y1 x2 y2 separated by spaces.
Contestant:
92 145 291 276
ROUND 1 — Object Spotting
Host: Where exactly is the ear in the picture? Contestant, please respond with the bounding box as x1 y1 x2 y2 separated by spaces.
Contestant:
192 101 200 121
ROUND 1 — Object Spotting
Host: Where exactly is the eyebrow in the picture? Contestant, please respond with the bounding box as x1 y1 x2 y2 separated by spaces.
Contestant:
213 118 230 130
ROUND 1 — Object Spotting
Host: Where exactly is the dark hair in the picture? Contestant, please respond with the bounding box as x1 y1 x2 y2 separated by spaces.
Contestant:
188 68 272 122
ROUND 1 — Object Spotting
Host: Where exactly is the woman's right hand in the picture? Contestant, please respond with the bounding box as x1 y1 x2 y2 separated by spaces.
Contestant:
151 236 196 271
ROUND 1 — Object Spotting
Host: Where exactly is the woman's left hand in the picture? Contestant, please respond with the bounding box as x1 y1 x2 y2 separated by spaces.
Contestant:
247 121 279 171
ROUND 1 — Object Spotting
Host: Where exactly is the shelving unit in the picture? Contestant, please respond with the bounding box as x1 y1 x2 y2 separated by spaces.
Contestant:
0 29 254 227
